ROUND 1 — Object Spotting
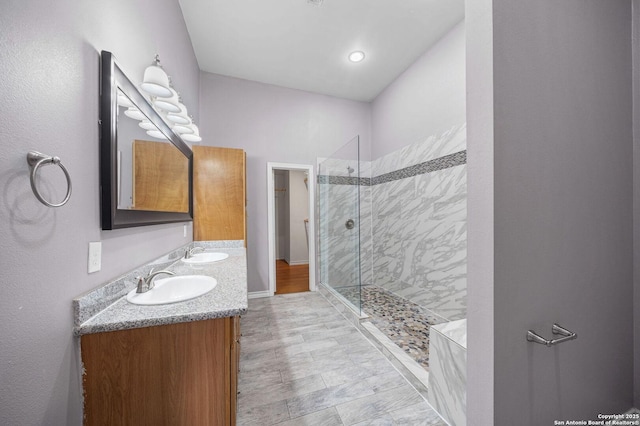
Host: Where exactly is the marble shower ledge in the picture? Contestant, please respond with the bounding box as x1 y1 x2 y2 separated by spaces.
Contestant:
431 318 467 349
73 241 247 336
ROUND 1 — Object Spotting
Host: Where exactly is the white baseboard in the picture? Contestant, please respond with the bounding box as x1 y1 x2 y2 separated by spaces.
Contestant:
248 291 273 299
287 261 309 266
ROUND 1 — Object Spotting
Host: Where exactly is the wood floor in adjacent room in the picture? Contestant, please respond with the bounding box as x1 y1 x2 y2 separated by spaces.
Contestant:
275 259 309 294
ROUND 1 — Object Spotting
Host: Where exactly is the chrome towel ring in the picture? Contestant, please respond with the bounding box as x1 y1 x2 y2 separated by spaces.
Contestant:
26 151 72 208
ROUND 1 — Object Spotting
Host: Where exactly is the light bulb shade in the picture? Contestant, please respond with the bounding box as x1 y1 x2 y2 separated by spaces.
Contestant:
181 133 202 142
139 120 157 131
166 103 190 125
146 129 168 140
140 65 172 98
117 92 134 108
181 124 202 142
152 89 180 113
124 107 146 121
167 113 190 125
172 124 194 134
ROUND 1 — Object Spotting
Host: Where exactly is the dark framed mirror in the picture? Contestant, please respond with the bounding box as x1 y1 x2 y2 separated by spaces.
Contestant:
100 50 193 230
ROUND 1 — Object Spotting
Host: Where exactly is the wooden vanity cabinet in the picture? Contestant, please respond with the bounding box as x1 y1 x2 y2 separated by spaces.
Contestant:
81 316 240 426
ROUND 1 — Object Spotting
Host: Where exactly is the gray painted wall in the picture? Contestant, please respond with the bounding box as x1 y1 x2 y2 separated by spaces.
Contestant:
198 72 371 293
0 1 199 424
492 1 633 423
371 21 466 159
633 0 640 410
465 0 495 423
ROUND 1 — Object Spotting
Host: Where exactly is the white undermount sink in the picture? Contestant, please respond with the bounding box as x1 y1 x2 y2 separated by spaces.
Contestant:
126 275 217 305
181 252 229 264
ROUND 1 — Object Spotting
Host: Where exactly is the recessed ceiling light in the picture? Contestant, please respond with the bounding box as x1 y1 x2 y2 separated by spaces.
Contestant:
348 51 365 63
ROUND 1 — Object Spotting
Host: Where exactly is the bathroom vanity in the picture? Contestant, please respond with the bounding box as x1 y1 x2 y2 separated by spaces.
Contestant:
74 242 247 426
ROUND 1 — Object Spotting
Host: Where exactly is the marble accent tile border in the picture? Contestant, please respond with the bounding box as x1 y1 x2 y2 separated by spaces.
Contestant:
372 150 466 185
317 150 466 187
317 175 371 186
73 240 243 326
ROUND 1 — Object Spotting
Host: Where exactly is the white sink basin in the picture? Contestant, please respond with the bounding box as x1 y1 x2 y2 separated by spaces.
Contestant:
182 252 229 264
126 275 217 305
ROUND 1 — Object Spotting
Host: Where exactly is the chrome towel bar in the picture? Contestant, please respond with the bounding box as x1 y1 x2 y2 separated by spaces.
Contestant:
527 323 577 347
27 150 72 208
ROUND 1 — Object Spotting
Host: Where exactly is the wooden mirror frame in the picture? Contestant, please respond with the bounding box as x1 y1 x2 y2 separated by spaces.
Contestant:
99 50 193 230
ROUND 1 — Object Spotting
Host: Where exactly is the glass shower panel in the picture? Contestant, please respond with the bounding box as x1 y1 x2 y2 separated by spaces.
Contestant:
318 135 362 314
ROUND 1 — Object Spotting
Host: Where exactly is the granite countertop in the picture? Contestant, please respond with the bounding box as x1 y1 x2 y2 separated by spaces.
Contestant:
74 244 248 336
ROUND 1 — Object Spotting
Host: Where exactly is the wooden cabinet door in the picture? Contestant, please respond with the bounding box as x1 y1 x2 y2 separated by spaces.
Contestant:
133 140 190 212
193 146 246 243
229 316 240 425
81 319 231 426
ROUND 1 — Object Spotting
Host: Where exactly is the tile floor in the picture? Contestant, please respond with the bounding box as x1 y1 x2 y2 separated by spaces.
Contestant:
238 291 446 425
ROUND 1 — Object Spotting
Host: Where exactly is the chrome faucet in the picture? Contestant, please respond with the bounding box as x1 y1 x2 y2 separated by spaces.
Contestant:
136 269 175 293
184 246 205 259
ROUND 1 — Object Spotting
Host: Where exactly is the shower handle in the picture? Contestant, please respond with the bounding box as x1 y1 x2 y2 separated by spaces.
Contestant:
345 219 355 230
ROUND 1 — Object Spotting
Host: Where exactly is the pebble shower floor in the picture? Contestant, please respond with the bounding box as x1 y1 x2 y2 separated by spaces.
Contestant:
336 285 446 369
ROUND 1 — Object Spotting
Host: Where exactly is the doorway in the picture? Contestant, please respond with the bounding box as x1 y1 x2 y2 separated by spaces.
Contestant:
267 163 316 296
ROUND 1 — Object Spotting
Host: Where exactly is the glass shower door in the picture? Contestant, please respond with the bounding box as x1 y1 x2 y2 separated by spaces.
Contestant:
318 136 362 314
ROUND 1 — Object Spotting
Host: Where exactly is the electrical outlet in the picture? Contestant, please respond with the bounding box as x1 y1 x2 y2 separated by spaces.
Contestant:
88 242 101 273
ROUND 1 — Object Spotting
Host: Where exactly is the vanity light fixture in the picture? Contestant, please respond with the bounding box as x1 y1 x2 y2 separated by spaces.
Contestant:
146 129 168 140
152 88 181 113
348 51 365 63
172 124 194 134
181 124 202 143
140 55 172 98
167 101 191 125
137 54 202 143
138 120 157 131
117 92 134 108
123 107 146 121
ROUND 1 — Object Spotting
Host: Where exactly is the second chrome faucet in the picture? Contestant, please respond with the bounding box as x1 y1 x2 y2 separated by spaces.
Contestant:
184 246 204 259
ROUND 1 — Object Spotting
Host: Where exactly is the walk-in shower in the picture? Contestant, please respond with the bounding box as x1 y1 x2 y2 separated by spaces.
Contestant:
317 135 364 314
317 124 468 378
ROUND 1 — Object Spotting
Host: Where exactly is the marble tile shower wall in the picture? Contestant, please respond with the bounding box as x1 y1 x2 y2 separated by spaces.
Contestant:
372 123 467 321
317 163 373 289
360 184 373 285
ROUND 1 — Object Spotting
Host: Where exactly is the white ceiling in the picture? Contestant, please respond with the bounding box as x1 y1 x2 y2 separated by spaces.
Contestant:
178 0 464 102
